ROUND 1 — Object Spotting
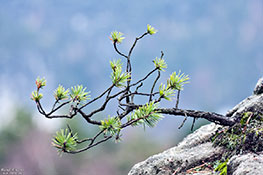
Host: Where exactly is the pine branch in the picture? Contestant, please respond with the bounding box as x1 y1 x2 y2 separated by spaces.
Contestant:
157 108 236 126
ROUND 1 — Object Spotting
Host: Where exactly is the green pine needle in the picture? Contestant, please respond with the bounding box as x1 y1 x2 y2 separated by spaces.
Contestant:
52 128 78 155
35 77 46 89
31 90 43 101
147 24 157 35
54 85 69 101
129 102 163 128
153 57 167 71
100 116 121 136
159 83 175 101
167 71 190 90
110 59 131 87
110 31 125 44
70 85 90 102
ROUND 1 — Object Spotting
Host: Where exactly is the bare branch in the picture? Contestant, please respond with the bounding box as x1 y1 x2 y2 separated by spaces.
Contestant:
83 88 126 118
67 124 92 144
191 117 196 131
48 101 71 116
178 112 188 129
80 84 115 110
45 114 75 119
78 109 101 125
67 129 112 154
130 68 158 87
36 101 46 115
125 32 149 104
128 32 148 59
175 90 180 109
51 99 59 111
157 108 236 126
113 42 128 59
149 70 160 102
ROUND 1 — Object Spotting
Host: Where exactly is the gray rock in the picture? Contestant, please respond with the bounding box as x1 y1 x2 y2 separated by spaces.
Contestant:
128 77 263 175
226 77 263 118
129 124 263 175
128 124 224 175
226 93 263 119
228 153 263 175
253 77 263 95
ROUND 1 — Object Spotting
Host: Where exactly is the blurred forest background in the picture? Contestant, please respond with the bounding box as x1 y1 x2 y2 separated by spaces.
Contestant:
0 0 262 174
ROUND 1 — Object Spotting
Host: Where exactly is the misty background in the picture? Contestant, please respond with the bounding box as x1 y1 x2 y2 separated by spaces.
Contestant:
0 0 262 174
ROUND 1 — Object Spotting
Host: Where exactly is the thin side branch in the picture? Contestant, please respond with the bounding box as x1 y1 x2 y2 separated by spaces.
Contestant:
80 84 115 110
128 32 148 59
68 133 112 154
113 42 128 59
178 112 188 129
67 124 92 144
125 32 148 103
83 87 126 118
47 101 71 116
130 68 158 87
149 70 160 102
175 90 180 109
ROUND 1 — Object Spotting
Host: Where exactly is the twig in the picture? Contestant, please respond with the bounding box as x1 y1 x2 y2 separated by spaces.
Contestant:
45 114 76 119
149 70 160 102
36 101 46 115
126 32 149 81
135 82 143 92
68 135 112 154
128 32 148 59
80 84 114 110
67 124 92 144
113 42 128 59
131 82 143 103
51 100 59 111
83 88 126 118
130 68 158 87
47 101 71 116
172 167 181 175
178 112 188 129
118 105 125 111
175 90 180 109
36 102 45 115
185 161 213 174
191 117 196 131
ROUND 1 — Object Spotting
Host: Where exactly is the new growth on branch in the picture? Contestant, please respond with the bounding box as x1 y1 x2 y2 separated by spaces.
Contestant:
32 24 235 155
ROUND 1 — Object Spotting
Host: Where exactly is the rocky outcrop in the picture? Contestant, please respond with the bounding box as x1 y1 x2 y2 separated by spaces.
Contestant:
128 123 222 175
128 77 263 175
226 77 263 118
228 153 263 175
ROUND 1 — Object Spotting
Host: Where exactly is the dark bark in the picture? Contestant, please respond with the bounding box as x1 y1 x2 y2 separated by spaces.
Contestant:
157 108 236 126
